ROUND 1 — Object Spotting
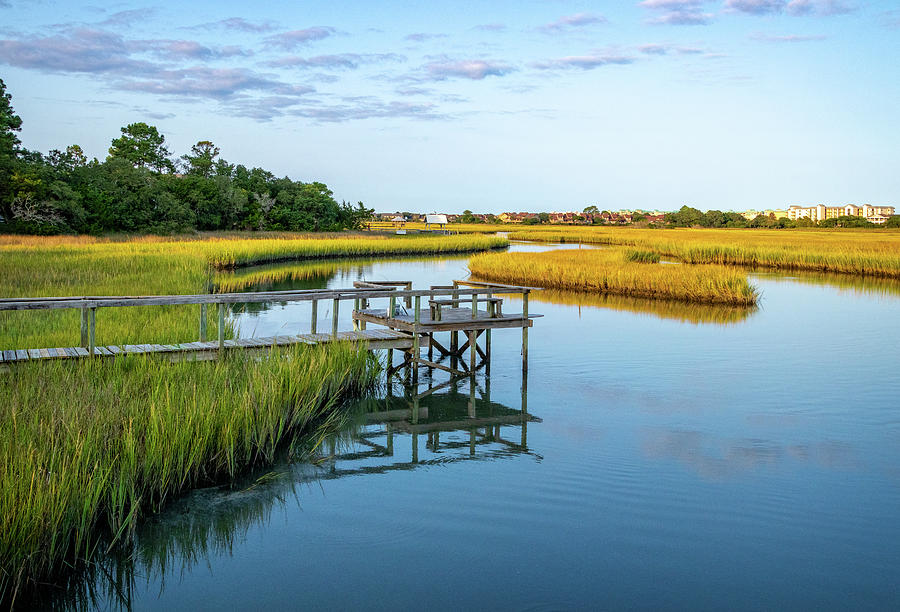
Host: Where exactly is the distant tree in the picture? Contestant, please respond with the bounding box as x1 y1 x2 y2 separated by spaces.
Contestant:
484 213 498 224
108 122 175 173
522 216 539 225
47 145 88 174
538 212 550 224
0 78 24 220
181 140 220 178
664 205 703 227
460 209 481 224
583 205 599 215
885 216 900 228
819 215 875 228
631 213 647 223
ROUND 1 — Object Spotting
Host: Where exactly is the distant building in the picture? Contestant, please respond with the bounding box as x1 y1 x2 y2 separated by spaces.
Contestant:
742 209 788 220
787 204 895 224
424 214 448 229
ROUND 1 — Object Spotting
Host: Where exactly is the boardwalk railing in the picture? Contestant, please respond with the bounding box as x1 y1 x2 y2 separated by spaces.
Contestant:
0 282 533 363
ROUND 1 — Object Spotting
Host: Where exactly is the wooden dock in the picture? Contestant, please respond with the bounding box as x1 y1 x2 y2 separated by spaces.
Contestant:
0 280 538 374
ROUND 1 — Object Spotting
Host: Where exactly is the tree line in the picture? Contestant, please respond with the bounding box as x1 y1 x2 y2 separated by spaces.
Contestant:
662 205 899 229
0 79 373 235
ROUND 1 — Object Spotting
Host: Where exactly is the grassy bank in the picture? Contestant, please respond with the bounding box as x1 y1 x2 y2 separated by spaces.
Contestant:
0 343 379 605
0 233 508 349
503 227 900 278
469 249 758 306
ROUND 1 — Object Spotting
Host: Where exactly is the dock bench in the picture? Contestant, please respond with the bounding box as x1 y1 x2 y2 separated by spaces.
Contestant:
429 297 503 321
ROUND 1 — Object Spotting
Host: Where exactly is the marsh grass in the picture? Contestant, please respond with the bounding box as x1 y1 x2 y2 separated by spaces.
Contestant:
0 233 508 349
503 227 900 278
469 248 758 306
0 343 379 605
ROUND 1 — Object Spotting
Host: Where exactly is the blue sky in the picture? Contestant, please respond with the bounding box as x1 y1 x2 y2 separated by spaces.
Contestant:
1 0 898 213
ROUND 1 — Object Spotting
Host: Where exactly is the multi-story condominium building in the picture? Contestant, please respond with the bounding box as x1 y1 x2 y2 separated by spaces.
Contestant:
741 209 788 220
787 204 895 224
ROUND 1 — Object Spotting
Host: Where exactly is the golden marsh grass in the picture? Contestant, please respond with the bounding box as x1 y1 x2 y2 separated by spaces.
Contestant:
469 248 758 306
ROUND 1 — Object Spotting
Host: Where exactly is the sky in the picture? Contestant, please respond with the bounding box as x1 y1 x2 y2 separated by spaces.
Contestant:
0 0 898 214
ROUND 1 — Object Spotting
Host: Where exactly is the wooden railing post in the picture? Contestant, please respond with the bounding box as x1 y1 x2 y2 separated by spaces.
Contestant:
218 303 225 351
389 295 396 319
522 290 529 373
450 281 459 354
80 307 89 348
471 292 477 319
199 303 207 342
412 295 420 384
310 299 318 334
405 282 413 308
88 307 96 357
332 297 339 338
353 298 360 331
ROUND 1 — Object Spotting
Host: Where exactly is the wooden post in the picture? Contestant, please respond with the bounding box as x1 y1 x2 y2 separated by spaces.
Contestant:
389 296 396 319
405 282 413 308
199 303 207 342
450 281 459 354
386 422 394 456
218 303 225 350
353 298 360 331
485 329 491 373
412 295 420 384
469 329 477 373
88 307 96 357
522 290 529 373
332 297 339 338
471 292 477 319
310 299 318 334
80 307 89 348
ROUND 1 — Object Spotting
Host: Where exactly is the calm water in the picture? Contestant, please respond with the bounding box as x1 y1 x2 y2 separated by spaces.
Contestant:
76 242 900 609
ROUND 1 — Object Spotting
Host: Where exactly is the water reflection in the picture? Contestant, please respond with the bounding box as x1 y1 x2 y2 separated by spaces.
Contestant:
751 268 900 298
29 375 537 611
528 288 757 325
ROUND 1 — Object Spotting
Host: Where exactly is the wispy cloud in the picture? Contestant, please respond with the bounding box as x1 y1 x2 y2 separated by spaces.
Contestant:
725 0 786 15
725 0 855 15
539 13 607 33
118 67 315 99
750 32 827 41
264 53 405 70
532 54 636 71
187 17 276 33
786 0 855 16
404 32 448 42
263 27 335 51
640 1 714 25
423 58 516 80
473 23 507 32
99 8 156 27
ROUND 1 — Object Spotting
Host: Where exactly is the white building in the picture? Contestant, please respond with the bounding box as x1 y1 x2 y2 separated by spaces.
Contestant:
787 204 895 224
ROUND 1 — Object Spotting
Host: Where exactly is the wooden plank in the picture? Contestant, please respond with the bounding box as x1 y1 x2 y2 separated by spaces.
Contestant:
73 347 89 357
107 345 123 355
97 346 113 356
39 348 51 359
17 349 29 361
412 357 467 377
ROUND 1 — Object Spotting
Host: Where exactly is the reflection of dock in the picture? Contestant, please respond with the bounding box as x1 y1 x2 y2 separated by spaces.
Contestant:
322 375 539 469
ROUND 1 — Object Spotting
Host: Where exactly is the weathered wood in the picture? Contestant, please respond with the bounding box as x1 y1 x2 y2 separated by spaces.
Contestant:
80 307 89 348
412 357 467 377
218 303 226 350
310 299 318 334
522 290 529 373
199 303 207 342
332 297 339 338
88 307 96 358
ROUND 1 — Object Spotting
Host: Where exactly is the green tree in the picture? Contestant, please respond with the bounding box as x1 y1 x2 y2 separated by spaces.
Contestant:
884 216 900 228
181 140 220 178
538 212 550 224
108 122 175 173
583 205 599 215
0 78 24 220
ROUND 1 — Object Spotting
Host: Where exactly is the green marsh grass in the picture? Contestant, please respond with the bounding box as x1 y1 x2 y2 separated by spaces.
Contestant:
0 343 379 605
0 233 508 349
469 248 758 306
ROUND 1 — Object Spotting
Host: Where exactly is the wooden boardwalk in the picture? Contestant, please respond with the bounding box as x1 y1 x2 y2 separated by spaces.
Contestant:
0 280 537 373
0 329 419 367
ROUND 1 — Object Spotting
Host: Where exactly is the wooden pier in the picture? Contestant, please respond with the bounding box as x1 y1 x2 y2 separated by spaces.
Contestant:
0 280 539 373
